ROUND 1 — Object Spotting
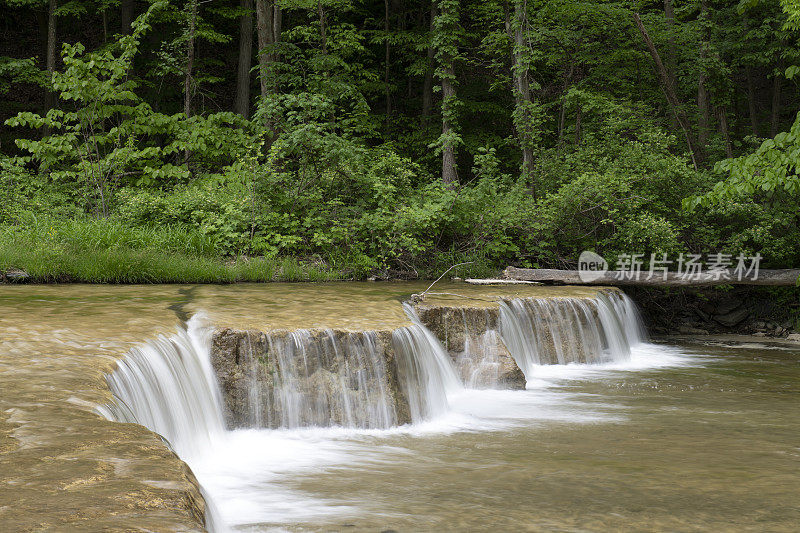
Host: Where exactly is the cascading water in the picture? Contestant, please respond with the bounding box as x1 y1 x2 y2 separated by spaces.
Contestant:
100 306 464 437
499 290 646 374
224 329 401 429
97 308 466 529
95 288 650 531
457 329 508 388
96 315 226 461
393 304 464 420
96 315 227 532
209 306 463 429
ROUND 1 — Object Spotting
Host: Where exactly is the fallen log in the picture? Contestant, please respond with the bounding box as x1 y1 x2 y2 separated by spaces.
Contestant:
503 267 800 287
465 278 542 285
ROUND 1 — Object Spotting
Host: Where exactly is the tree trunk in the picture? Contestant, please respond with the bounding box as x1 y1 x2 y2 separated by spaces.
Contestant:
505 0 535 185
441 64 458 186
664 0 679 131
745 67 760 137
503 266 800 287
717 105 733 158
664 0 676 92
273 4 282 49
121 0 134 34
384 0 391 123
45 0 57 117
184 0 196 119
317 0 327 54
437 0 459 186
633 13 700 170
255 0 274 99
770 70 782 136
696 0 710 157
235 0 254 118
697 74 710 151
421 2 436 120
102 9 108 42
184 0 197 166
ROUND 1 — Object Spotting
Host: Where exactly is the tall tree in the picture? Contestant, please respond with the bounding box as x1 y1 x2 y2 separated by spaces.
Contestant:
505 0 535 187
317 0 327 54
184 0 196 119
120 0 134 34
44 0 57 115
770 69 782 136
255 0 274 99
434 0 460 185
384 0 391 121
235 0 253 118
696 0 711 156
421 1 436 120
746 66 760 136
272 2 282 51
664 0 676 91
184 0 196 167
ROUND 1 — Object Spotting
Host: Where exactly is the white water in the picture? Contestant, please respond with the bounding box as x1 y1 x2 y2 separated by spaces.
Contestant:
392 303 463 420
99 291 688 532
189 342 695 531
458 329 508 388
97 315 225 461
499 290 645 375
233 329 400 429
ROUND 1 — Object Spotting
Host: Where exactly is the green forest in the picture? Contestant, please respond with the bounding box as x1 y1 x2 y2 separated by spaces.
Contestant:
1 0 799 282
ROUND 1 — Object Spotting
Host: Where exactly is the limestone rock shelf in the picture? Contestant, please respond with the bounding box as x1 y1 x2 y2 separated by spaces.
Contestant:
211 327 412 429
414 304 526 389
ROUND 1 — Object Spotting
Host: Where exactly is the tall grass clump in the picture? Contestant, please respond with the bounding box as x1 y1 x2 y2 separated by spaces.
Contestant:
0 216 343 283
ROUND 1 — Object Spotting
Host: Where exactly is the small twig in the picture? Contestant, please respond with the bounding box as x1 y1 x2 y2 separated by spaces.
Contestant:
422 261 473 296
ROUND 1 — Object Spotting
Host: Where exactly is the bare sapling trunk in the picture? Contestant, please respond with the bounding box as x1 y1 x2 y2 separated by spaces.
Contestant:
235 0 254 118
184 0 197 168
633 13 701 170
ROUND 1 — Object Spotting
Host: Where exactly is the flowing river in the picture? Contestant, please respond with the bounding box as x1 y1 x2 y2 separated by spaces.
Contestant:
1 284 799 531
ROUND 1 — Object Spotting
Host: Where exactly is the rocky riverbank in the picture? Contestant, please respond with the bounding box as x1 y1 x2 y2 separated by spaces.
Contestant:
627 286 800 338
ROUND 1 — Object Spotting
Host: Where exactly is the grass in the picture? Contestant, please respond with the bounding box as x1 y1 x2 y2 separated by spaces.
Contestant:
0 215 504 283
0 217 344 283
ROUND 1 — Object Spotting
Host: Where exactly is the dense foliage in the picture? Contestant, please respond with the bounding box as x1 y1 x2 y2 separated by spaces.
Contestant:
1 0 799 281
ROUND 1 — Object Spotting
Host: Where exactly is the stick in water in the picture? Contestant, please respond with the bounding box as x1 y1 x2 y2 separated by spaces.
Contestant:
420 262 474 297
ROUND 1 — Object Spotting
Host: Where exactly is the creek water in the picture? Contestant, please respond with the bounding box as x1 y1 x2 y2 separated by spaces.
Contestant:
1 284 799 531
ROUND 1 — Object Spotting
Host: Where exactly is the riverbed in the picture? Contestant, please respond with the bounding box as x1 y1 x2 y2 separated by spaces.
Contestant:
1 284 798 531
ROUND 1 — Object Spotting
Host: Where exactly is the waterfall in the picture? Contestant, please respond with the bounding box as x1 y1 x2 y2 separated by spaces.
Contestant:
210 306 463 429
499 290 645 374
228 329 401 429
92 289 646 532
102 310 463 439
458 329 506 388
393 303 463 420
97 315 226 461
98 291 643 443
97 315 227 531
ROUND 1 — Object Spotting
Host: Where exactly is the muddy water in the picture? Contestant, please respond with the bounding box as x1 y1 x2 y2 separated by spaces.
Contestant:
1 284 799 532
